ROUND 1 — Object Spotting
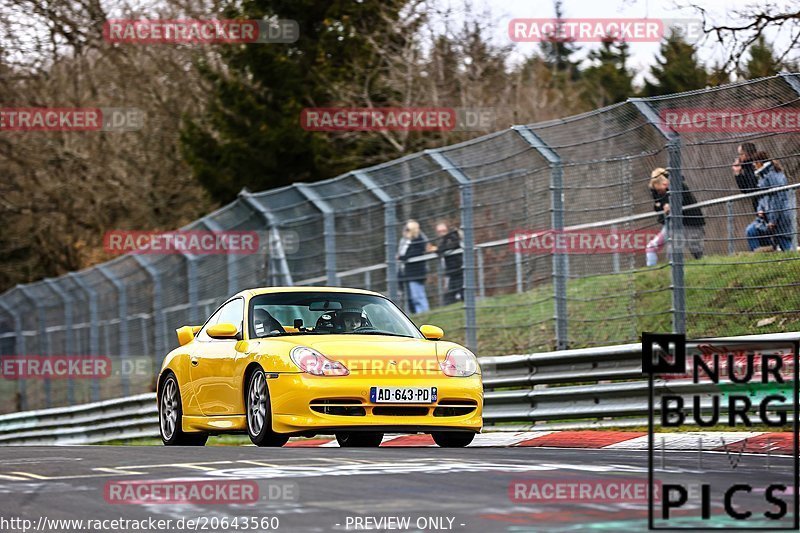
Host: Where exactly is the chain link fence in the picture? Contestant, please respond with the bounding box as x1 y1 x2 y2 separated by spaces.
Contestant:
1 73 800 413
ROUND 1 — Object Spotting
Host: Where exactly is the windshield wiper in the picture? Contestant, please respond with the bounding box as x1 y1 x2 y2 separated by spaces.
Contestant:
345 331 416 338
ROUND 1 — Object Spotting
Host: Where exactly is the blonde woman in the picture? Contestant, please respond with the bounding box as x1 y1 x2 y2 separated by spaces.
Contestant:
646 168 705 266
398 220 430 313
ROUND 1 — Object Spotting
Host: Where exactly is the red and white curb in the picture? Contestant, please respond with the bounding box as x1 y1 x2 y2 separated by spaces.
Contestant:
285 430 794 453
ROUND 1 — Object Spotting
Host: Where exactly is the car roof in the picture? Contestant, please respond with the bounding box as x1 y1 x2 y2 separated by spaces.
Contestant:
237 286 386 299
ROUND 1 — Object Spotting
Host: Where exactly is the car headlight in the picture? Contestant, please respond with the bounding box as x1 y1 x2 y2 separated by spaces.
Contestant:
440 348 478 377
290 346 349 376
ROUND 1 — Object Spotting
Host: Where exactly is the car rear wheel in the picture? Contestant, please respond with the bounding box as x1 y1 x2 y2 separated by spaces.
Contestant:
431 431 475 448
246 368 289 447
336 432 384 447
159 374 208 446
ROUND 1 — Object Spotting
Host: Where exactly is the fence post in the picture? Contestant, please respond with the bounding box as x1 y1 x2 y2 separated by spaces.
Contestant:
631 99 686 334
202 216 238 296
777 73 800 249
726 200 735 255
295 183 337 286
238 191 294 286
181 252 200 325
98 264 130 396
426 149 477 352
0 298 26 410
513 126 568 350
19 285 51 407
67 273 101 402
132 256 165 370
351 170 398 301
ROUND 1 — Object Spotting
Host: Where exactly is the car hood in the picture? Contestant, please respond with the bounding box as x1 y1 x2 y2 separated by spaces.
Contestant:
251 334 454 375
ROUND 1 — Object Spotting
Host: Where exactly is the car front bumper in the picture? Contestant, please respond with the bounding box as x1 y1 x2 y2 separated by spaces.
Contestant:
268 372 483 434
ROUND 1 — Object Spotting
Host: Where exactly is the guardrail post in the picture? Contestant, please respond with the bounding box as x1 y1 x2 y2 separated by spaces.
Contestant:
513 126 568 350
352 170 398 300
0 298 26 410
238 191 294 286
202 216 238 295
98 265 130 396
295 184 337 286
132 256 164 371
19 285 51 407
631 99 686 334
67 273 101 402
426 149 478 352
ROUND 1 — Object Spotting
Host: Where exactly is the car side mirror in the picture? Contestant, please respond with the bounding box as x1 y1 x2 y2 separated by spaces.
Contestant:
420 325 444 340
207 322 241 340
176 325 201 346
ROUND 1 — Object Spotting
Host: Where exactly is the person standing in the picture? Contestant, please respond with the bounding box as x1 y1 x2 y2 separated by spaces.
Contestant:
428 221 463 305
646 168 706 266
745 153 792 252
732 142 759 211
398 220 430 313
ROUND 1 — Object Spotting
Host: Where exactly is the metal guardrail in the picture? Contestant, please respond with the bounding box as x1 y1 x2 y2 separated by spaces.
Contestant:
0 393 157 445
0 331 796 444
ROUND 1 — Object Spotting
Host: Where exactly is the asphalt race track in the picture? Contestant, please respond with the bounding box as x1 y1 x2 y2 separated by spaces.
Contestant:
0 445 795 532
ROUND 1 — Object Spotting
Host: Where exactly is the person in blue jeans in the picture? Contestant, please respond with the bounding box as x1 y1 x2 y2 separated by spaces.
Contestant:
398 220 430 313
745 153 793 252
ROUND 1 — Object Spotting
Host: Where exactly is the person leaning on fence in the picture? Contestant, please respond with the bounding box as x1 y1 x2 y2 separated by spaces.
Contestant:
646 168 706 267
745 153 793 252
398 219 430 313
732 142 760 212
428 221 464 305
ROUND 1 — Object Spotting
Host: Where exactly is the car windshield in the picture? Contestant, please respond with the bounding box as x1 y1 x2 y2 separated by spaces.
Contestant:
248 292 422 339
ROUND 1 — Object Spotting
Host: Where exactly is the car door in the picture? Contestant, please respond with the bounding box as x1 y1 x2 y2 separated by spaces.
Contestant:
189 297 244 416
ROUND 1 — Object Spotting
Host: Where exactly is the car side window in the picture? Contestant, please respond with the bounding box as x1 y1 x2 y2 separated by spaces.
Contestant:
196 298 244 342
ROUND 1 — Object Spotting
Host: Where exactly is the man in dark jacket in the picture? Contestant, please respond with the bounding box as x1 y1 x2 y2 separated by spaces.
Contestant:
646 167 705 266
732 142 759 212
429 221 463 305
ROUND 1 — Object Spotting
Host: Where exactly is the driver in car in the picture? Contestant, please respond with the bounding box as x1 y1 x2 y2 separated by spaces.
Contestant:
339 308 366 332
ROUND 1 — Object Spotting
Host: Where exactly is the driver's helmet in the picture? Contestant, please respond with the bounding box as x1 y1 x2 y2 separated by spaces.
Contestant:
315 313 336 332
338 307 366 331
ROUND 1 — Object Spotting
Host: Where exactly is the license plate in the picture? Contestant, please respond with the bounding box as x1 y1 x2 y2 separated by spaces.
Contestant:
370 386 437 404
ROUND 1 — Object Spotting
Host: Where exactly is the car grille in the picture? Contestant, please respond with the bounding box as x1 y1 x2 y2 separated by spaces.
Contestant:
309 398 477 417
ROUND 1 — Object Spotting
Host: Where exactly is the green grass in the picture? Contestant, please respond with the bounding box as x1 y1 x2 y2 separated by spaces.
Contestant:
415 252 800 356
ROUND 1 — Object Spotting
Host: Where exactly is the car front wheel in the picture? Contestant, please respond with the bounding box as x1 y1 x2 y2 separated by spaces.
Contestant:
246 368 289 447
431 431 475 448
159 374 208 446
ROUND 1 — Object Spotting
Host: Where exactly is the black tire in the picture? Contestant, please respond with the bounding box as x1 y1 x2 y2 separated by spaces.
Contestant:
159 374 208 446
431 431 475 448
336 432 384 447
246 368 289 447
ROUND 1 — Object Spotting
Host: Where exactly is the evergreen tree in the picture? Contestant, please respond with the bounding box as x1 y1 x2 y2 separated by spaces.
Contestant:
581 36 633 107
744 35 783 79
539 0 581 81
643 28 707 96
180 0 409 201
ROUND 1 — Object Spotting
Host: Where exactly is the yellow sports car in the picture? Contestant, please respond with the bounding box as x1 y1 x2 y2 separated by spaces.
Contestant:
157 287 483 447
